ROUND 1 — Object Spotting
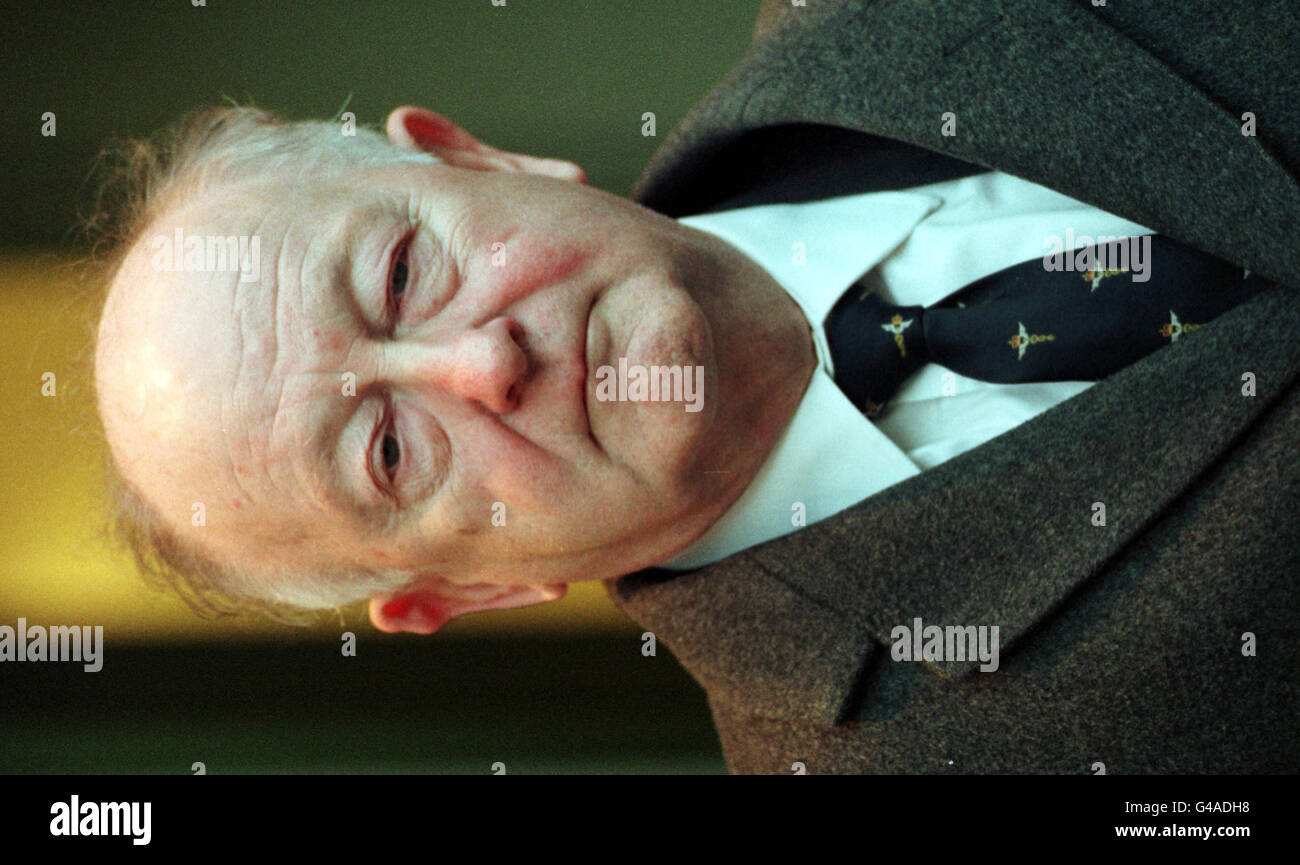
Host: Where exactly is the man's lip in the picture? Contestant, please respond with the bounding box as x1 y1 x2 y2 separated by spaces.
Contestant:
582 294 599 448
582 311 588 429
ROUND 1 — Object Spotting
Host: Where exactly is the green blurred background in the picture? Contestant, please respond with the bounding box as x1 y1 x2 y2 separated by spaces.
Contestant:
1 0 762 773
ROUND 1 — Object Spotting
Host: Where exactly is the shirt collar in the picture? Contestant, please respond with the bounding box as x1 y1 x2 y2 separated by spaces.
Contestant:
658 192 939 569
680 191 940 375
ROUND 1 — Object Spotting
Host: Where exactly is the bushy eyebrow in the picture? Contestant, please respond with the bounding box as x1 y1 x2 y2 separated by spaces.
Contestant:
327 200 407 331
298 206 396 530
325 204 381 326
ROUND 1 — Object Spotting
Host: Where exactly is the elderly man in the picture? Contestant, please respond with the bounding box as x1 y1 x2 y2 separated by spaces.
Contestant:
95 0 1300 773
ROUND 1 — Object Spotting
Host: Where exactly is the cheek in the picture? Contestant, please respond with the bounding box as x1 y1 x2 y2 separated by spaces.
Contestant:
450 428 617 542
310 327 351 356
447 418 559 495
486 436 570 507
484 233 591 306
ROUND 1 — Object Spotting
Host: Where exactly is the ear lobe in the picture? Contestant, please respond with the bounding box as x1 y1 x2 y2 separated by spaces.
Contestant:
384 105 587 183
368 580 567 635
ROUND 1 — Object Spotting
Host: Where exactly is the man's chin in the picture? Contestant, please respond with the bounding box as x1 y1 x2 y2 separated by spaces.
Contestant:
584 271 719 469
588 395 712 477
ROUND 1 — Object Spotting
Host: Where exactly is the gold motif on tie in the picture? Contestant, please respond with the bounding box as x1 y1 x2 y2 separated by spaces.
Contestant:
1008 322 1055 360
881 313 913 357
1082 267 1128 291
1159 310 1202 342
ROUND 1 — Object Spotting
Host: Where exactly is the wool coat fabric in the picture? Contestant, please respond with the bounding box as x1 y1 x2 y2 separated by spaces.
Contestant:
604 0 1300 773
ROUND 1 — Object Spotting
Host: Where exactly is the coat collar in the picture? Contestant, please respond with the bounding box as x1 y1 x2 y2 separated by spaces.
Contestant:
634 0 1300 285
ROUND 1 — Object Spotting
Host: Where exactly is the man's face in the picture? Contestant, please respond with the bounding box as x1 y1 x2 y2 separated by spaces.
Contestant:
97 158 742 588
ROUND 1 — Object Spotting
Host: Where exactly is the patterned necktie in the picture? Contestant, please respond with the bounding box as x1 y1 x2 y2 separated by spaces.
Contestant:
825 234 1277 418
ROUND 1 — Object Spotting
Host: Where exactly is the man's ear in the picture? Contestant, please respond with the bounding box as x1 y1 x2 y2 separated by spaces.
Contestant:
368 577 568 635
385 105 587 183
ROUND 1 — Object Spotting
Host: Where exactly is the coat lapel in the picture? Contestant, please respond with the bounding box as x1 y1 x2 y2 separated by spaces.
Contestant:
606 549 880 727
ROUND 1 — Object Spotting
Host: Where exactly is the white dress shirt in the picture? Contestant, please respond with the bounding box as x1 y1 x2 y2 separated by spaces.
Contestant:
660 171 1154 570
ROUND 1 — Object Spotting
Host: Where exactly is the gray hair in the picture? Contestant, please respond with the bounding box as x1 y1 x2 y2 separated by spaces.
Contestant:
87 104 438 622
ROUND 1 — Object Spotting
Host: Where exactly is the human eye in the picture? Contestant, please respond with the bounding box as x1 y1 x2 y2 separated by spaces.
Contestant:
386 232 413 321
381 430 401 480
369 407 402 492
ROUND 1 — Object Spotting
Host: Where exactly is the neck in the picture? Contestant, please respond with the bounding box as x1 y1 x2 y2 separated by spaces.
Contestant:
669 225 817 555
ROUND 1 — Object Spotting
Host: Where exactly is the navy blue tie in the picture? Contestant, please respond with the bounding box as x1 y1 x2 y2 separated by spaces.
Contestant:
826 234 1276 418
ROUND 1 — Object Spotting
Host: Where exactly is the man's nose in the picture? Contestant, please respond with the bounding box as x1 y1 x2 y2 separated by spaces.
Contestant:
390 317 529 414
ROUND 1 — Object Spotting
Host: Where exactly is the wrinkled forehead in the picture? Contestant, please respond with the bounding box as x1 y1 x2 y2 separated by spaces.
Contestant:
94 179 368 567
98 169 392 415
99 187 288 435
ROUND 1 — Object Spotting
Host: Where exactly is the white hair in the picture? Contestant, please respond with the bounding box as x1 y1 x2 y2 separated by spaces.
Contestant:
146 106 442 222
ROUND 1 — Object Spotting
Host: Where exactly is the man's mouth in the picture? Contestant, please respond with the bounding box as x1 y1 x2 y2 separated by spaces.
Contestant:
582 296 595 445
